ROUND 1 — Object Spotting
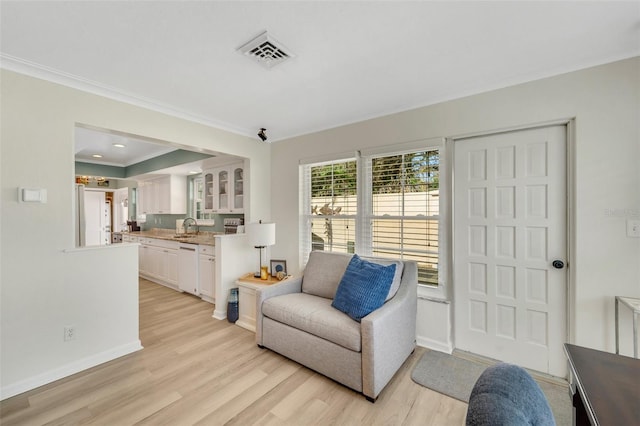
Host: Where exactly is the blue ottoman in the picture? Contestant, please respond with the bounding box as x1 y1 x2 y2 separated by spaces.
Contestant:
466 363 555 426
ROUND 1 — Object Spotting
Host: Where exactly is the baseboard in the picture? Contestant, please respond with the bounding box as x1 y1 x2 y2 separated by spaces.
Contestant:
452 348 569 385
0 340 143 401
139 274 178 291
212 309 227 320
416 336 453 354
200 295 214 304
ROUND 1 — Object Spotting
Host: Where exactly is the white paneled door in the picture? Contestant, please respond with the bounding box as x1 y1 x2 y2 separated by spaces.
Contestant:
453 125 567 377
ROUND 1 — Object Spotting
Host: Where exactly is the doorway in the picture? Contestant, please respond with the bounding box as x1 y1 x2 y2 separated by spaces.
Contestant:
84 189 113 246
453 125 568 377
113 187 129 233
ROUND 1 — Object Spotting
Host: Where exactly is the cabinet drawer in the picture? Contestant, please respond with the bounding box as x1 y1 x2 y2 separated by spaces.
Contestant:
199 245 214 255
149 238 179 250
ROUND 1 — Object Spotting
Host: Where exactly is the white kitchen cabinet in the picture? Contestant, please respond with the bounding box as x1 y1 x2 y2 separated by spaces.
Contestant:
217 168 230 212
231 165 244 212
204 171 214 211
132 233 253 323
122 234 137 243
137 175 187 215
155 177 170 213
154 245 179 287
198 245 215 303
138 239 151 276
202 162 244 214
193 176 205 220
136 182 149 220
148 245 164 279
137 237 179 289
166 249 178 287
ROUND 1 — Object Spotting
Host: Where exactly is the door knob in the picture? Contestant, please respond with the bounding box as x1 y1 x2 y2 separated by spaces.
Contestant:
552 260 565 269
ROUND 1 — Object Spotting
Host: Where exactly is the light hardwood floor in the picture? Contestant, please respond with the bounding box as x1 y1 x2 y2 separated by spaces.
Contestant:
0 279 467 425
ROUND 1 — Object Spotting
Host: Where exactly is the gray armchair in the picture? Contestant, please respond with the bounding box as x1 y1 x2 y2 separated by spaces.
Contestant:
255 251 417 401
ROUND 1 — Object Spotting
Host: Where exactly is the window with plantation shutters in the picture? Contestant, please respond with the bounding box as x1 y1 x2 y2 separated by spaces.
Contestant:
300 146 441 287
365 150 440 286
300 159 358 265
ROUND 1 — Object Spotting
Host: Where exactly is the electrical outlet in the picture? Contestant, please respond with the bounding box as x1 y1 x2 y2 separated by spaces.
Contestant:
627 220 640 238
64 326 76 341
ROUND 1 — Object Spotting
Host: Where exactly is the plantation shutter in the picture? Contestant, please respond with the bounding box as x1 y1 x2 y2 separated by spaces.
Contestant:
364 150 440 286
300 145 441 287
299 158 357 266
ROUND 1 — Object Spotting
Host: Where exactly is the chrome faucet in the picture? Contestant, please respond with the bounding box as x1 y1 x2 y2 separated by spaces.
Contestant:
182 217 199 235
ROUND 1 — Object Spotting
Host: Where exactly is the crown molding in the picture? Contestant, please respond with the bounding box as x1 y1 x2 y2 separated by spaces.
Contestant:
0 53 253 138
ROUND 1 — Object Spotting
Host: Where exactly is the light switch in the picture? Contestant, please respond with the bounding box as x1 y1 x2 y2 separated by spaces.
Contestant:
627 219 640 238
19 188 47 203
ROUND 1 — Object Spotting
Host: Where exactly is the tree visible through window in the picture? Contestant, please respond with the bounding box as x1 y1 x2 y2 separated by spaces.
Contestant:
301 148 440 286
370 150 439 286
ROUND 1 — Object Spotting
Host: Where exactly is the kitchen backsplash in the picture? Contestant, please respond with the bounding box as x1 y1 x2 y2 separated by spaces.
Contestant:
141 213 244 233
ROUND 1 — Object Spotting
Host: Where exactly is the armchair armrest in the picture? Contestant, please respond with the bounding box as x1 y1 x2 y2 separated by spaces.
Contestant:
255 275 303 345
361 261 418 399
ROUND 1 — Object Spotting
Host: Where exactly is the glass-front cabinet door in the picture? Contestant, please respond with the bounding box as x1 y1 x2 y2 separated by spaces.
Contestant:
204 172 214 211
202 163 244 214
218 169 229 212
232 166 244 212
193 177 204 219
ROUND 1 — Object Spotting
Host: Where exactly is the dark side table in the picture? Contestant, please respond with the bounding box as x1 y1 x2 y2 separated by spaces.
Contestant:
564 343 640 425
615 296 640 358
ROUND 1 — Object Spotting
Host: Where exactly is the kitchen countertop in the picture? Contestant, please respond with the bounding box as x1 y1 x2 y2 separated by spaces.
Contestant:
125 229 222 245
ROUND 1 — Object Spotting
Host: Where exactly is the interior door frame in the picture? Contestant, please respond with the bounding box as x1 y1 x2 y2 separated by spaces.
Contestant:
449 118 577 370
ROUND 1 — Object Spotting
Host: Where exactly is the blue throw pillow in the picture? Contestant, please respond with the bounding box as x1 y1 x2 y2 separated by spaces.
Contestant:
331 254 396 322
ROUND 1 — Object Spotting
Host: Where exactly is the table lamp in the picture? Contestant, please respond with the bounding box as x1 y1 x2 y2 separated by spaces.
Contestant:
247 220 276 278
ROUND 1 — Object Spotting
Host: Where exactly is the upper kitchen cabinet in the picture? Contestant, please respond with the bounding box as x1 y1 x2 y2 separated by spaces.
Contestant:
137 175 187 215
203 162 244 214
217 168 230 212
204 171 214 211
232 165 244 212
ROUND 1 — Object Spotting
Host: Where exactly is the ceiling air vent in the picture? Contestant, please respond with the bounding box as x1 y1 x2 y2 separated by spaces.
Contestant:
238 31 295 69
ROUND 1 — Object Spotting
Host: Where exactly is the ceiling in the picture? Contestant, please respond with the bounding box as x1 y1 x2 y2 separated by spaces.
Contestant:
74 126 176 167
1 1 639 145
74 125 225 178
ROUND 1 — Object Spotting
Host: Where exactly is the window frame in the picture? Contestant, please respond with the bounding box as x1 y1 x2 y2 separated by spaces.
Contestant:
299 138 448 299
360 149 441 287
299 156 358 266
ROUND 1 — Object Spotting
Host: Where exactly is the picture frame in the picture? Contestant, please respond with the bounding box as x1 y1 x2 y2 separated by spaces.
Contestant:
270 259 287 277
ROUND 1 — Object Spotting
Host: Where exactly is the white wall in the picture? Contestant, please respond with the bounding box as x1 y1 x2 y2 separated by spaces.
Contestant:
0 69 272 398
270 57 640 354
2 58 637 397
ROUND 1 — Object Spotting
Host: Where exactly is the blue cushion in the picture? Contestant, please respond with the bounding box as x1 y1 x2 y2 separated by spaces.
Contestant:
466 363 556 426
331 254 396 322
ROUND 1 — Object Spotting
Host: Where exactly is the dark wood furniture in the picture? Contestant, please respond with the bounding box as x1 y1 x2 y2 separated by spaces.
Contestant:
615 296 640 358
564 343 640 425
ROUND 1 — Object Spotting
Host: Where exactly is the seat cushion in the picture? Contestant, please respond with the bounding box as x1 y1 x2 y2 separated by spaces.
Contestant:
331 254 396 322
262 292 362 352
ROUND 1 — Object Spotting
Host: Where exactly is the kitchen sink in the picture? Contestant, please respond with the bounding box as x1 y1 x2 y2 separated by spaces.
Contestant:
173 234 196 239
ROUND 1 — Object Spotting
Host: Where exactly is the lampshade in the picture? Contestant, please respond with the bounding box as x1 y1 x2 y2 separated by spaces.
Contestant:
247 221 276 247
